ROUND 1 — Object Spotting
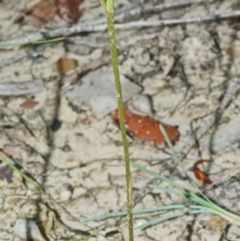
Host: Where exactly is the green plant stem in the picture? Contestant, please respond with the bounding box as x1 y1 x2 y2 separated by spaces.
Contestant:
103 1 134 241
0 37 64 47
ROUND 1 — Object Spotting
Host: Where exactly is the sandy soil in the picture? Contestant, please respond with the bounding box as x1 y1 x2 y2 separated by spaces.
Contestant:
0 0 240 240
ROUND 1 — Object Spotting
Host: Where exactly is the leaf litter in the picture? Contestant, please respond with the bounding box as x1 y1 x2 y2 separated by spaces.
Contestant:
111 109 180 146
52 57 77 73
14 0 84 27
193 159 216 188
20 98 38 109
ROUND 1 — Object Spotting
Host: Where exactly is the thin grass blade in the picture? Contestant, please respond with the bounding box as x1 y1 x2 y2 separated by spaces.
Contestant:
131 162 186 191
0 154 41 190
149 184 185 197
159 125 212 203
149 184 218 213
83 204 191 222
135 209 213 229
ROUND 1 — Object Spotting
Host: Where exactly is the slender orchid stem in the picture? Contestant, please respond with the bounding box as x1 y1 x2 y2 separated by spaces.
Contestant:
100 1 134 241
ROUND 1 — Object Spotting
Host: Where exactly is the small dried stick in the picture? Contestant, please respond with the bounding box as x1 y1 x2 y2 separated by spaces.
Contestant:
3 9 240 49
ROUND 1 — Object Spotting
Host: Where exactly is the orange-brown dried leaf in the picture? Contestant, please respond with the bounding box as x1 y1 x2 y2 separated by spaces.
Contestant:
66 157 74 163
110 109 180 146
56 0 83 23
193 159 216 187
52 58 77 73
20 98 38 109
207 216 227 232
14 0 57 27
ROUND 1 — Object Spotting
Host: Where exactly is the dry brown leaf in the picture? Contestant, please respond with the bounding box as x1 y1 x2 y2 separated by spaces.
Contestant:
30 0 57 27
52 58 77 73
20 98 38 109
7 198 21 205
56 0 83 23
207 216 228 232
14 0 84 26
111 109 180 146
193 159 216 188
66 157 74 163
14 0 57 27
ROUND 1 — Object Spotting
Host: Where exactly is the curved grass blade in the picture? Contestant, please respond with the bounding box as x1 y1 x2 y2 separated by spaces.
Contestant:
83 204 191 222
149 184 226 216
83 201 212 223
159 124 212 203
131 162 185 192
0 154 41 190
135 209 212 229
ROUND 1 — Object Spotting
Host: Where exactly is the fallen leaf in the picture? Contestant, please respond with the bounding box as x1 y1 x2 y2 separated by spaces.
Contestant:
7 198 21 205
110 109 180 146
193 159 216 188
66 157 74 163
52 58 77 73
56 0 83 23
20 98 38 109
14 0 57 27
207 216 227 232
30 0 57 27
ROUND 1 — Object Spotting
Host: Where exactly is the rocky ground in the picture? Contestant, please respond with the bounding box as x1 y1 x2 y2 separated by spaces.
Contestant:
0 0 240 240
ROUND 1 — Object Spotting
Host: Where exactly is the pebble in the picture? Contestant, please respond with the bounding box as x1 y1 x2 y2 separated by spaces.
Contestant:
66 43 92 56
130 94 153 116
211 115 240 152
66 70 141 118
60 184 73 201
236 31 240 39
134 219 148 229
14 218 46 241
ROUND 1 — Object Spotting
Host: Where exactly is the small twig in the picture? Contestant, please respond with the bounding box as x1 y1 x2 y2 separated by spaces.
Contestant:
0 44 47 68
0 50 29 68
194 79 240 141
0 80 44 96
3 8 240 49
114 0 208 22
115 11 240 30
217 80 240 114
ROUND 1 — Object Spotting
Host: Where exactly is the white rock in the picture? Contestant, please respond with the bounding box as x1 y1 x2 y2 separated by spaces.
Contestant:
130 94 153 116
211 115 240 152
60 184 73 201
66 71 141 118
134 219 148 229
14 218 46 241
